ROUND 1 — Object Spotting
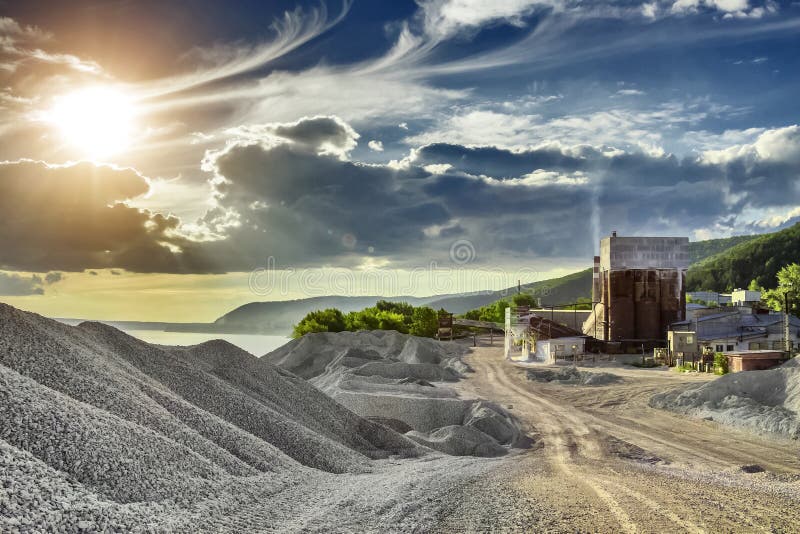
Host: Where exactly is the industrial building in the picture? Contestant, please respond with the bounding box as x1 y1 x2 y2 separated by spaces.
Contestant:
584 232 690 341
504 306 586 363
670 308 800 353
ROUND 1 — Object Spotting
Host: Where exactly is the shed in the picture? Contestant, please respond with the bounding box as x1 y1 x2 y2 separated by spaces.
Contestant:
533 337 586 363
726 350 786 373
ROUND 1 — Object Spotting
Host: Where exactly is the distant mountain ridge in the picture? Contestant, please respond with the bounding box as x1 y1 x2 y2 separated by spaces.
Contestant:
214 231 771 334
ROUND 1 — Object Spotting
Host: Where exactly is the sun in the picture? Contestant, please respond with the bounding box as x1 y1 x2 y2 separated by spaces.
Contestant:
48 87 136 159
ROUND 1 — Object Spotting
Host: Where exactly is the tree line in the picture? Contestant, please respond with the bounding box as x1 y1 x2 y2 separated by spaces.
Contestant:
292 300 443 338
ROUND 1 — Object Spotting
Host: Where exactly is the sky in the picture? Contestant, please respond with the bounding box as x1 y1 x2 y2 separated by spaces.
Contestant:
1 0 799 321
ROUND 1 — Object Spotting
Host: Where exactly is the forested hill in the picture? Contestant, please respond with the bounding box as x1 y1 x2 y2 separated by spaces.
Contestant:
687 234 761 263
686 223 800 292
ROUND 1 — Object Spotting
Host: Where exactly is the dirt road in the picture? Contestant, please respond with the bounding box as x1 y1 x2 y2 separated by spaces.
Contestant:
435 345 800 533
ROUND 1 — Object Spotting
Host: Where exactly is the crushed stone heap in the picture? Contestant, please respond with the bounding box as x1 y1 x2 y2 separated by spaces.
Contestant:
650 358 800 438
0 303 430 530
263 330 531 457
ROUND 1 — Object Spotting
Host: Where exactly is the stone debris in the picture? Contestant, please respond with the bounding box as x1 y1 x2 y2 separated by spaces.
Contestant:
526 366 622 386
262 331 529 457
650 357 800 438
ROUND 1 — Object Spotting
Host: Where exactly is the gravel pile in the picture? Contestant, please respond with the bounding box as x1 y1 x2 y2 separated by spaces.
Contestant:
0 303 529 530
262 331 528 457
0 303 443 527
407 426 507 457
265 330 471 379
650 357 800 438
526 366 622 386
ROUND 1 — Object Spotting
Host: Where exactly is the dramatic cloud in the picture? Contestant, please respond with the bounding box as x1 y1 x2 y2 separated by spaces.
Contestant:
0 160 211 273
670 0 774 18
227 116 360 159
403 100 726 153
202 137 452 268
416 0 547 40
0 1 798 286
0 16 100 75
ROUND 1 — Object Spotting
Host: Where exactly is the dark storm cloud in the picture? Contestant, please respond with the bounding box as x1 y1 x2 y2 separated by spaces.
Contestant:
202 140 453 268
0 160 215 274
413 142 721 187
3 118 800 273
413 143 589 178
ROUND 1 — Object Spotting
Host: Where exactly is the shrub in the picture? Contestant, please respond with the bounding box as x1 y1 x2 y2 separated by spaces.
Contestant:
292 308 346 338
409 307 438 337
713 352 729 375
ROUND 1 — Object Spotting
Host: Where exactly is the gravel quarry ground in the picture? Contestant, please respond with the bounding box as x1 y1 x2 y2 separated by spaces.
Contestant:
4 303 800 532
435 342 800 532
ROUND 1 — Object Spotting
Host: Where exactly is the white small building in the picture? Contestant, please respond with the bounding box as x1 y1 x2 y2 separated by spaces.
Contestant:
533 337 586 364
731 289 762 306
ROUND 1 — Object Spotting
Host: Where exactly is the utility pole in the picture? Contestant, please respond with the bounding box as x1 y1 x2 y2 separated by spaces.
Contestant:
785 285 792 353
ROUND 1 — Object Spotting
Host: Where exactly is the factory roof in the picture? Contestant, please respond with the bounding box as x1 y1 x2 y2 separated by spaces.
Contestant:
671 310 800 341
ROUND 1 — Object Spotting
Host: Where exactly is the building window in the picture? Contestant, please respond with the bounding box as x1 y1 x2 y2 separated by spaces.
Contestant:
715 344 723 352
686 336 693 343
726 344 734 352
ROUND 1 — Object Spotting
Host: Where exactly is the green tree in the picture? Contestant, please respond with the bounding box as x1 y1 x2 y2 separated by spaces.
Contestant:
375 300 414 317
344 308 410 333
511 292 537 308
374 310 409 332
409 306 438 337
479 299 510 323
292 308 346 338
763 263 800 315
463 308 482 320
344 310 378 331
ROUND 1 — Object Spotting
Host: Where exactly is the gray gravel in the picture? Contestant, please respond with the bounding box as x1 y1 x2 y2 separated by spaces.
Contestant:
651 357 800 438
2 303 505 532
262 331 530 456
527 366 622 386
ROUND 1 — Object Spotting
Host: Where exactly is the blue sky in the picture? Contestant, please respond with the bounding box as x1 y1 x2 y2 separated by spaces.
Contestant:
1 0 800 317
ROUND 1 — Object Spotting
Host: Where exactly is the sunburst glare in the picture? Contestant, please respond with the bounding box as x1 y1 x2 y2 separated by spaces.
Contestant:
47 86 136 159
